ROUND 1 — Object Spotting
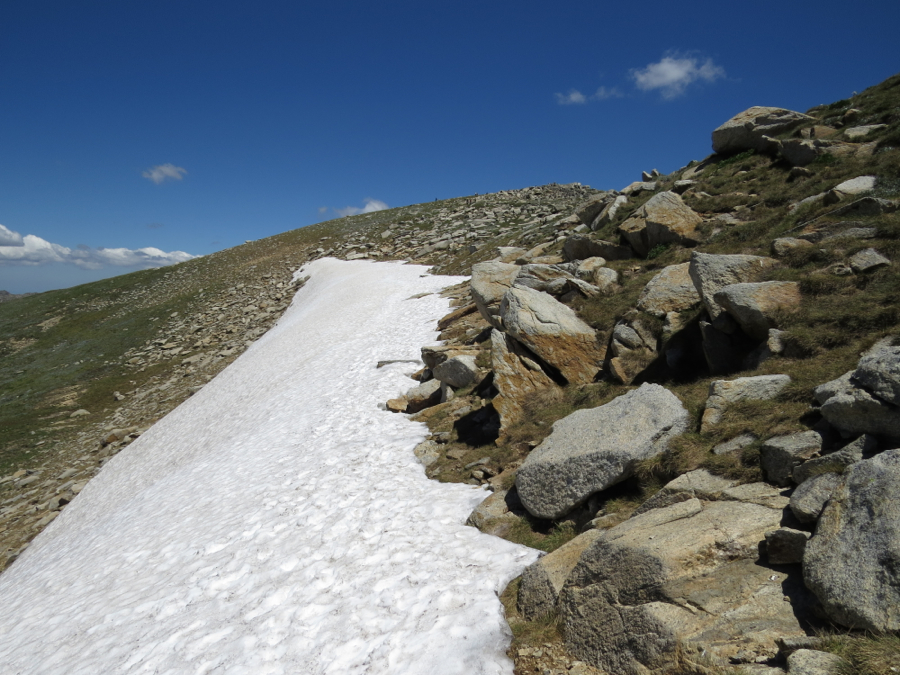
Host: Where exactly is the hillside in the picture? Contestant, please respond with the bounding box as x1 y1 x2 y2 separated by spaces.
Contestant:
2 72 900 673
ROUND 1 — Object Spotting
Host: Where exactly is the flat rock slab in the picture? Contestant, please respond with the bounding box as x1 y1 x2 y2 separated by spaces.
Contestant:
516 383 689 519
804 448 900 631
849 248 890 273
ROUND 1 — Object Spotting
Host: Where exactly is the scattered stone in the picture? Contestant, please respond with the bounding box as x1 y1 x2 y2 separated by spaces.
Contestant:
830 196 899 218
69 409 90 418
764 527 810 564
403 379 442 414
432 355 479 389
712 106 813 155
804 449 900 631
843 124 887 140
848 247 890 273
516 383 689 519
771 238 814 257
466 489 523 534
854 346 900 405
760 431 823 487
413 440 441 467
815 370 900 442
787 649 849 675
701 374 792 431
713 433 757 455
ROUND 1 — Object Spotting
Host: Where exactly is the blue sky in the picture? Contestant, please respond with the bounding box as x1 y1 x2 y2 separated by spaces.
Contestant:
1 0 898 293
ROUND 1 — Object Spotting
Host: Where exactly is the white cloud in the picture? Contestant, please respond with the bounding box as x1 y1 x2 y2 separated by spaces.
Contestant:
0 224 24 246
0 233 195 269
591 86 623 100
631 53 725 99
555 89 587 105
335 199 389 217
142 163 188 184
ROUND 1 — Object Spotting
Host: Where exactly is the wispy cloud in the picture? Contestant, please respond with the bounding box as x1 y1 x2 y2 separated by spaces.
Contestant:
142 163 188 185
630 53 725 99
335 199 389 218
0 224 24 247
555 89 587 105
592 86 623 100
318 206 329 214
0 232 195 269
146 222 164 229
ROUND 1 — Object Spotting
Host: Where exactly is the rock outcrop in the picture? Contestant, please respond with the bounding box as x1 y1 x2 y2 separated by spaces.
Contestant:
712 106 813 155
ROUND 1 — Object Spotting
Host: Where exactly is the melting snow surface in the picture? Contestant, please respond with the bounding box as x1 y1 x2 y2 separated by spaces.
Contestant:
0 258 539 675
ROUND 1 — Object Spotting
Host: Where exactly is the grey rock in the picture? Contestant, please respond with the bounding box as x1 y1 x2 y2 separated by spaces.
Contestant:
413 440 441 467
789 472 842 524
689 252 778 321
849 248 890 273
466 489 523 532
513 264 600 299
713 281 801 341
499 286 604 385
815 371 900 442
516 383 689 519
404 379 442 413
760 431 822 487
590 195 628 230
574 194 613 225
765 527 810 564
720 482 791 510
672 179 696 194
701 374 792 431
517 529 603 620
618 191 703 257
831 196 899 218
843 124 887 140
712 106 813 155
470 261 520 328
855 346 900 405
786 649 849 675
792 434 875 485
780 139 822 167
804 450 900 631
432 355 479 389
772 237 814 257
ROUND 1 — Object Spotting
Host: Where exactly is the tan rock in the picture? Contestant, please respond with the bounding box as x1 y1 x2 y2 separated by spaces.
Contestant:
636 262 701 317
499 286 604 385
712 106 813 154
491 329 559 431
470 261 520 328
689 252 778 320
618 192 702 257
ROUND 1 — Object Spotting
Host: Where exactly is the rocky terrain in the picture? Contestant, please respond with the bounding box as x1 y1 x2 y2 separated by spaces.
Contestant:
3 72 900 674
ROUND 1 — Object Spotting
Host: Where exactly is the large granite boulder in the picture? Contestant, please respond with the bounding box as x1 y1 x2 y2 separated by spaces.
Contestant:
713 281 801 341
561 498 807 673
618 191 703 257
701 374 792 431
636 262 701 317
803 449 900 631
499 286 605 385
517 529 603 620
759 431 822 487
790 472 842 524
432 354 479 389
574 194 614 225
712 106 813 155
689 252 779 321
470 261 520 328
490 329 559 432
513 264 600 299
516 384 689 519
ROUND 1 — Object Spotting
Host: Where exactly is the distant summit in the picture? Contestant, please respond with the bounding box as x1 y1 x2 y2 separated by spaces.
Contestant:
0 290 36 303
